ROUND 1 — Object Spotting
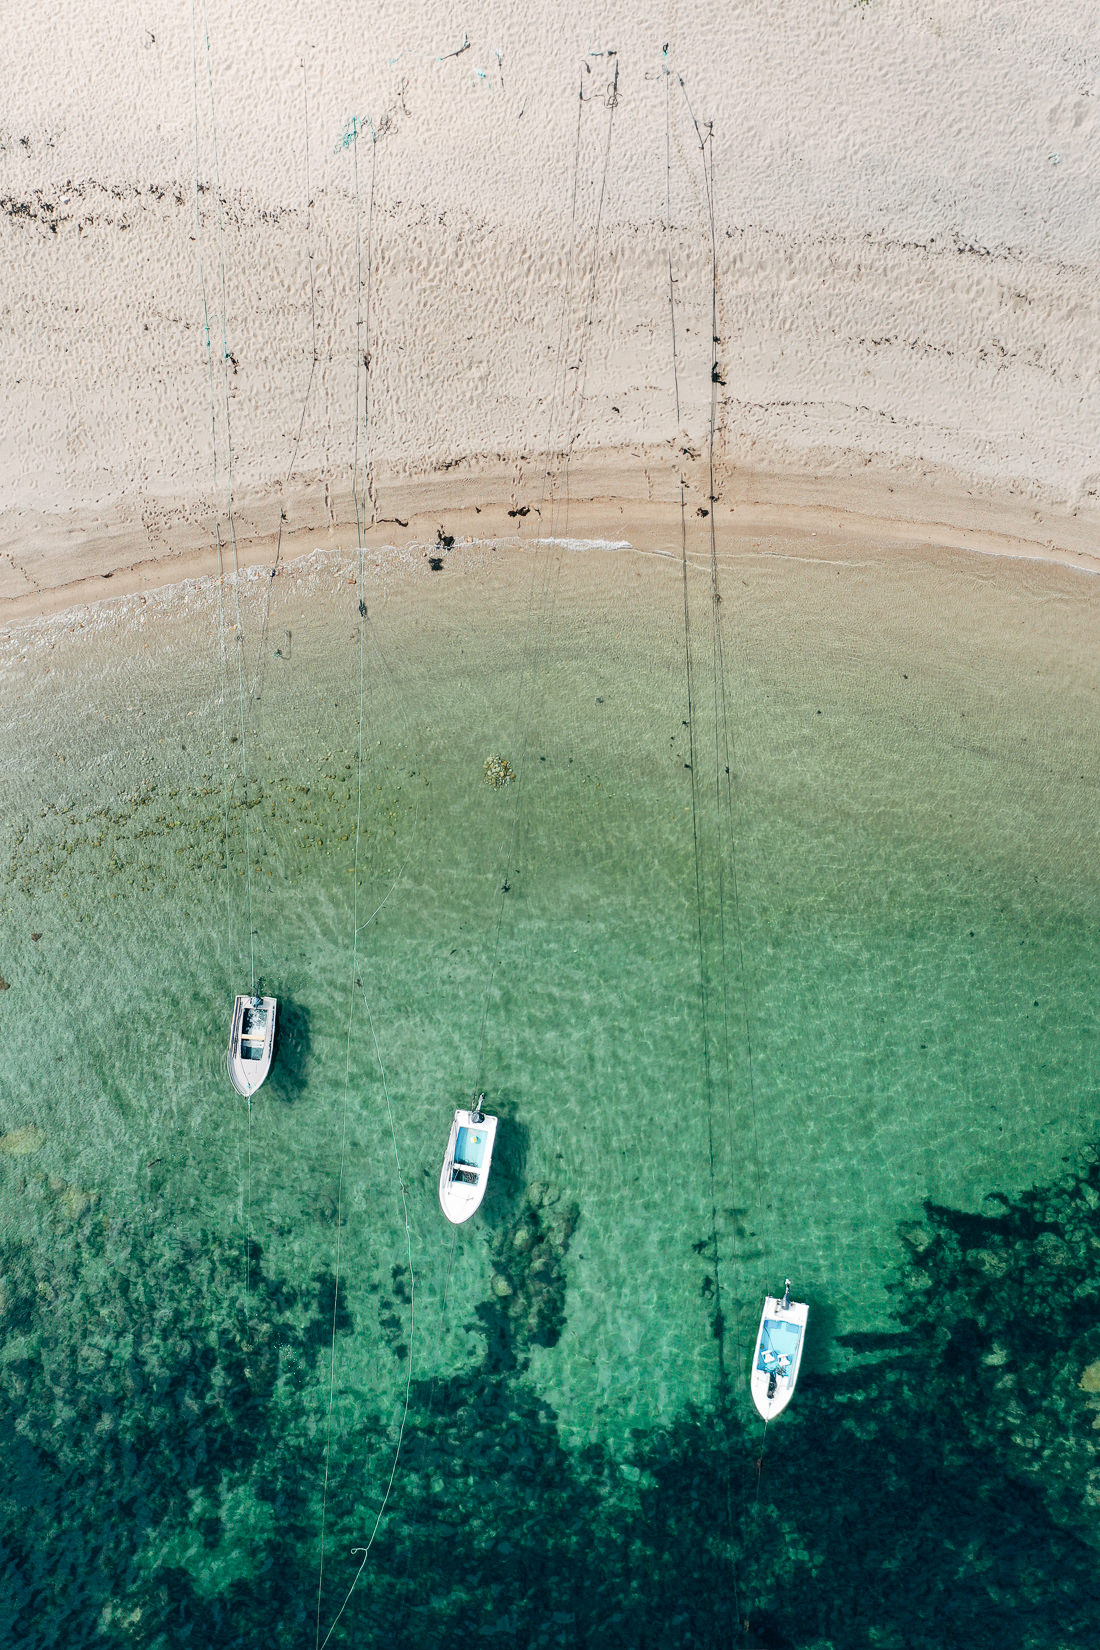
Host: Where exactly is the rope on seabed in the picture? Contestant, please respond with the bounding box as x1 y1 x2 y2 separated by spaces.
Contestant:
753 1418 770 1507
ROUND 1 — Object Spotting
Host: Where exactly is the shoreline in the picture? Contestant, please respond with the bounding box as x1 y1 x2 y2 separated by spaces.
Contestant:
3 448 1100 632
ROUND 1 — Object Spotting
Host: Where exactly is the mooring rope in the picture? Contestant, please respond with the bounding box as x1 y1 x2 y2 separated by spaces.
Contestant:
195 0 258 998
312 111 373 1650
249 57 321 713
311 586 370 1642
191 2 235 987
316 989 415 1650
222 525 257 997
328 59 617 1641
665 60 729 1390
386 64 622 1643
753 1417 770 1508
552 56 619 539
192 1 258 1328
314 110 420 1650
669 66 749 1633
469 57 620 1099
679 77 769 1295
698 117 742 1378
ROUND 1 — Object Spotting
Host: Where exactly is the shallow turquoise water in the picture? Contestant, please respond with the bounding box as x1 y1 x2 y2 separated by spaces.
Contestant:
2 533 1100 1646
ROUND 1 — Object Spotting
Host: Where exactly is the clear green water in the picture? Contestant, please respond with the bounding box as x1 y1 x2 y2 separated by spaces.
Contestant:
3 535 1100 1647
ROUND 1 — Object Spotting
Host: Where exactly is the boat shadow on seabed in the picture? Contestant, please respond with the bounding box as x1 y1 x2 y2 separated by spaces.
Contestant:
265 996 311 1102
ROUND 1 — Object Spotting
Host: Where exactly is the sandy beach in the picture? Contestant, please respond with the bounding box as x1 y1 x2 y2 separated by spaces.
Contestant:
4 0 1100 620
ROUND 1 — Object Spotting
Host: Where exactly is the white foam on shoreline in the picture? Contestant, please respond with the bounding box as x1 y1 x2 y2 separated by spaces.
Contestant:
0 534 651 655
531 537 633 552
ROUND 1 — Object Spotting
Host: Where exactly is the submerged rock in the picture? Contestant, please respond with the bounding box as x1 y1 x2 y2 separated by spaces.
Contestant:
59 1184 98 1221
0 1125 45 1157
1035 1231 1071 1268
897 1219 931 1254
477 1182 581 1372
895 1155 1100 1551
483 754 515 789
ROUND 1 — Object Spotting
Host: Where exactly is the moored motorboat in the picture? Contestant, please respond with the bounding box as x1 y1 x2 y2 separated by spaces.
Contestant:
750 1279 808 1421
438 1096 497 1224
227 994 277 1097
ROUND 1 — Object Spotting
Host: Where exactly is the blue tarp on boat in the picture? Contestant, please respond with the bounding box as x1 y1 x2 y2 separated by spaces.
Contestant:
455 1126 486 1168
757 1317 803 1370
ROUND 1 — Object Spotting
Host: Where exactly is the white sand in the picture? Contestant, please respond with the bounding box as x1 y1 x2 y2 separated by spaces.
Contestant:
3 0 1100 615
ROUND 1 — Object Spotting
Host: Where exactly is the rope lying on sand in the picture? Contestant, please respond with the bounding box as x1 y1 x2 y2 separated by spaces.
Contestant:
249 60 321 716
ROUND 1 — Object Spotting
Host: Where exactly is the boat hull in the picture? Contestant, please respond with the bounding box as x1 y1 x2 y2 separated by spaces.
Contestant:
438 1108 497 1224
750 1293 808 1420
227 994 277 1097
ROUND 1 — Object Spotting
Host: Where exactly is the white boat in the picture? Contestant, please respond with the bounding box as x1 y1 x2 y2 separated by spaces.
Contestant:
750 1280 808 1421
227 994 277 1097
438 1098 497 1224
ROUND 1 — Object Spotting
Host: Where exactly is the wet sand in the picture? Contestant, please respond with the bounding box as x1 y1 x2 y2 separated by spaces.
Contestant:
4 451 1100 630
